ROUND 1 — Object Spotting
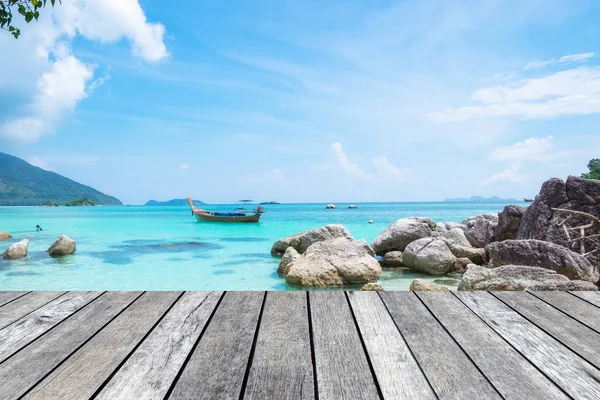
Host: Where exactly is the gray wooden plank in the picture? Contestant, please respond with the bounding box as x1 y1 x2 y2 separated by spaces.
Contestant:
380 291 501 400
531 291 600 333
456 291 600 399
0 291 102 363
417 291 567 400
0 291 29 307
570 291 600 308
96 291 222 400
0 291 141 400
0 291 66 329
244 291 314 400
169 291 264 400
348 291 436 400
309 291 380 400
24 291 182 400
495 291 600 370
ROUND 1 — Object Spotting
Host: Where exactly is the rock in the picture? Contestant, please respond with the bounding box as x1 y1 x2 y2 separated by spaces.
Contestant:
518 176 600 269
435 223 448 234
0 232 11 241
410 278 449 291
47 235 76 257
2 239 29 260
356 239 376 257
492 205 525 242
284 238 382 287
463 214 498 248
271 224 353 256
371 217 436 255
442 228 472 247
486 239 599 283
445 222 466 231
448 244 486 265
326 204 336 209
403 238 458 275
454 257 472 273
458 264 598 291
381 251 403 267
360 283 384 291
277 247 300 275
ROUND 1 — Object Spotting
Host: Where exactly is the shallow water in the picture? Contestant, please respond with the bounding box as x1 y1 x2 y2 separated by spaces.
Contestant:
0 202 522 290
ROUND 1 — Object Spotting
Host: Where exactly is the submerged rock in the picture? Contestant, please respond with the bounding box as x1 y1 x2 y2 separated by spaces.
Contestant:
3 239 29 260
271 224 353 256
360 283 384 291
381 251 403 267
47 235 76 257
0 232 11 241
410 279 449 291
371 217 436 255
403 238 458 275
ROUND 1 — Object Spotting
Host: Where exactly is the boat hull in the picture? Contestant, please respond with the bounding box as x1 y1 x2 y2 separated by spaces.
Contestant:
193 211 261 223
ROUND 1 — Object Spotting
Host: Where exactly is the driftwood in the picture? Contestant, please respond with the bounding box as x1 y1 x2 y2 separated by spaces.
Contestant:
552 208 600 257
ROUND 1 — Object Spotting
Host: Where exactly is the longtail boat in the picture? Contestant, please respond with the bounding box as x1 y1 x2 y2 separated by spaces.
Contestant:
187 197 264 223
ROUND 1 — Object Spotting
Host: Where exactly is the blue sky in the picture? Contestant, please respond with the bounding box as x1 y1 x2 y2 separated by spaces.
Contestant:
1 0 600 204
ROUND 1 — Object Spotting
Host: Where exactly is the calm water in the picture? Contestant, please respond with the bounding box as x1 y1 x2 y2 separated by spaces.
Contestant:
0 202 523 291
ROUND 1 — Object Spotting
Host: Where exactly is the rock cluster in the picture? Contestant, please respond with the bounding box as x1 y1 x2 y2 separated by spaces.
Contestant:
2 235 77 260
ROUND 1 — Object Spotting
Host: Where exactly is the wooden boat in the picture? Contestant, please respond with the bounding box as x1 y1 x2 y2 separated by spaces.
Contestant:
187 197 264 223
524 198 534 203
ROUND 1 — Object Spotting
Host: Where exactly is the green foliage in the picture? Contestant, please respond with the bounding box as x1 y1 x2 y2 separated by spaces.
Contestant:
42 200 58 207
0 152 122 206
582 158 600 180
64 198 96 207
0 0 59 39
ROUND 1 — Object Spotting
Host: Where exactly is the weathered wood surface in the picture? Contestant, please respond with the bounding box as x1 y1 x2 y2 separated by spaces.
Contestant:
457 291 600 399
417 291 567 399
169 291 264 400
0 291 28 307
96 291 222 400
531 291 600 333
24 291 182 400
348 291 436 400
0 292 141 400
243 292 314 400
380 291 502 399
570 291 600 308
310 291 380 400
0 291 66 329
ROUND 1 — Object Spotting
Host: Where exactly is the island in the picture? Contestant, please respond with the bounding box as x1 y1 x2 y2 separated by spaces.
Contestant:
145 198 206 206
444 196 520 203
64 198 96 207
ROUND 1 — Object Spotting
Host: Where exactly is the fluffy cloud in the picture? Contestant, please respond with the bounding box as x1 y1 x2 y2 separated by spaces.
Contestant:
372 156 413 181
482 165 523 185
490 136 554 162
331 142 373 179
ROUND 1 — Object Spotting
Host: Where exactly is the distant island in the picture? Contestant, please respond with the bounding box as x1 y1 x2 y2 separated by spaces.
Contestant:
65 198 96 207
444 196 520 203
0 152 122 206
145 198 206 206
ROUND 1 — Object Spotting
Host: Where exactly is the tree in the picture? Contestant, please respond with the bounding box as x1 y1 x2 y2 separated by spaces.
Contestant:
0 0 59 39
582 158 600 180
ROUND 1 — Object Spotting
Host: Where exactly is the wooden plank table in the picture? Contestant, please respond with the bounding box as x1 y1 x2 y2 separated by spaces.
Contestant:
0 290 598 399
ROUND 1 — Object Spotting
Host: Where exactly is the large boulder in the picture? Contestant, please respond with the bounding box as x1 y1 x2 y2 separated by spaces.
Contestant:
410 279 449 291
518 176 600 268
448 244 486 265
277 247 300 275
0 232 11 241
371 217 436 255
403 238 458 275
463 214 498 248
283 238 382 287
271 224 353 256
486 239 599 283
2 239 29 260
47 235 76 257
492 205 525 242
439 228 472 248
445 222 467 231
458 264 597 291
381 251 403 267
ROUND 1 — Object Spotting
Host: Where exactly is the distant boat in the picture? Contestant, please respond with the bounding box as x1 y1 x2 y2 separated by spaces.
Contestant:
326 204 336 209
348 205 357 209
187 197 264 222
259 201 280 205
524 198 534 203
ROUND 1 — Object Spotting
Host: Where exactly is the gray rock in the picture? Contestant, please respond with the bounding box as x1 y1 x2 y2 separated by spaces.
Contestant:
284 238 382 287
403 238 458 275
271 224 353 256
2 239 29 260
448 244 486 265
277 247 300 275
381 251 403 267
410 278 449 291
0 232 11 241
458 264 598 291
47 235 76 257
463 214 498 248
442 228 472 247
360 283 384 291
445 222 467 231
435 223 448 234
455 257 472 273
371 217 436 255
486 239 599 283
492 205 525 242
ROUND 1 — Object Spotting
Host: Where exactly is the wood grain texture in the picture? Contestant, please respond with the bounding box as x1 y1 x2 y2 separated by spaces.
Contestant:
348 291 436 400
570 291 600 308
96 291 222 400
0 291 102 363
0 291 29 307
169 291 264 400
494 291 600 370
309 291 380 400
380 291 501 400
457 291 600 399
417 291 566 400
244 292 314 400
23 291 182 400
0 292 141 400
0 291 65 329
531 291 600 333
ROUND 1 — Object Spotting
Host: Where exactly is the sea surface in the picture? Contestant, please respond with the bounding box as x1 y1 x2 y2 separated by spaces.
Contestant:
0 202 525 291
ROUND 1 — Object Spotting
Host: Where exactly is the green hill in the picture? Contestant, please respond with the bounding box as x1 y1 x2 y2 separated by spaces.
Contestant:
0 152 122 206
145 198 205 206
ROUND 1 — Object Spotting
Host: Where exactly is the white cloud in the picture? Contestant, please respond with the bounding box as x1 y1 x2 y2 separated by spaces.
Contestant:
28 157 53 171
331 142 372 179
372 156 413 180
490 136 554 162
524 52 595 70
482 165 523 185
179 163 190 170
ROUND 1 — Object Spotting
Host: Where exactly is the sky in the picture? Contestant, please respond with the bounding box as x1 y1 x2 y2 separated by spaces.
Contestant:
1 0 600 204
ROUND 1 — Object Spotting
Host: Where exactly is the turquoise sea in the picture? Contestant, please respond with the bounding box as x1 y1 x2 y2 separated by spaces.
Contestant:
0 202 524 291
